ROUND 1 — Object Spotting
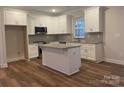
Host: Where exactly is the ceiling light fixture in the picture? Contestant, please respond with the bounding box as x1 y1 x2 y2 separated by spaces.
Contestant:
52 9 56 13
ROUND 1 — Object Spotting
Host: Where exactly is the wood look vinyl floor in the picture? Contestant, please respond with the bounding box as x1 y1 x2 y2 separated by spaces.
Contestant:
0 59 124 87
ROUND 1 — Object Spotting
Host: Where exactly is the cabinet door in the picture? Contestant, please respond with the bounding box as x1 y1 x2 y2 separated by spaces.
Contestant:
58 15 67 34
4 11 16 25
52 17 59 34
80 44 87 59
4 10 27 25
85 7 99 32
87 45 96 60
28 44 38 58
80 50 87 59
35 17 42 27
85 9 92 32
16 12 27 25
28 15 48 35
28 15 35 35
46 16 55 34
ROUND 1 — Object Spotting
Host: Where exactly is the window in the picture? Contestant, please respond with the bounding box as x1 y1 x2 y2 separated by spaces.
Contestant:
74 16 85 38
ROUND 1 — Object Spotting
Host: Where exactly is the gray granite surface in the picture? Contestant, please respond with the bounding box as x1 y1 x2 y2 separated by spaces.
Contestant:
39 43 81 49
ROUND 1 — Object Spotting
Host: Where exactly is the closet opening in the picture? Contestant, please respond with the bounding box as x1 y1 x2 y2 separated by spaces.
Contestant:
5 25 28 62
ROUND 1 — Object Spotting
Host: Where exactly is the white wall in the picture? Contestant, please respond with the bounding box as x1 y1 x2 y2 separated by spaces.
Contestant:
0 30 5 66
0 8 8 68
5 26 26 62
104 7 124 65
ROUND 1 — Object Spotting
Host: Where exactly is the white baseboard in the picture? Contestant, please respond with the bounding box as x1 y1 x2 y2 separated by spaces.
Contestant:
104 58 124 65
7 56 25 62
25 58 30 62
0 63 8 68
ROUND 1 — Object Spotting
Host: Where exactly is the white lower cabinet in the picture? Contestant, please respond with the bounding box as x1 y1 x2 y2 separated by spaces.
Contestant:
80 44 103 63
28 44 38 59
80 45 87 59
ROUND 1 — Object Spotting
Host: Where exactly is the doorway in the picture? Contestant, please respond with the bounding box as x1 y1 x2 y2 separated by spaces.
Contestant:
5 25 28 62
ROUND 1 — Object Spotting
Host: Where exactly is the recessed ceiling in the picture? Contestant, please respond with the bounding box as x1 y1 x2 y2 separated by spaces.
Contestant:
5 6 89 15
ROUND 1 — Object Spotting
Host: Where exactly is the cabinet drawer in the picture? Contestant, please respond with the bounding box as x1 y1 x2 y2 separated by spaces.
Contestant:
80 44 87 49
87 44 95 50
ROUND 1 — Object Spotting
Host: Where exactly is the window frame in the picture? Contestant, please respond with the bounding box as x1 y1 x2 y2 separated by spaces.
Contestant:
72 15 85 39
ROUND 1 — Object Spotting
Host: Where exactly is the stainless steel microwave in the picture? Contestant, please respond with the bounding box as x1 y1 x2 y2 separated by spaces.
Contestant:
35 27 47 34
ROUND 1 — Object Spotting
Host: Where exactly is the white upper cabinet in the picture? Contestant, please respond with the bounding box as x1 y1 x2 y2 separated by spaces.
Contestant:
4 10 27 26
52 17 59 34
46 16 56 34
57 15 72 34
84 7 104 32
28 14 72 35
58 15 67 34
46 15 72 34
27 14 36 35
28 15 48 35
35 16 45 27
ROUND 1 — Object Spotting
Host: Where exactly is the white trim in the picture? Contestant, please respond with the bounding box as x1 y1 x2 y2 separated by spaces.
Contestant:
0 63 8 68
104 58 124 65
25 58 30 62
72 16 85 39
0 8 8 68
7 56 25 62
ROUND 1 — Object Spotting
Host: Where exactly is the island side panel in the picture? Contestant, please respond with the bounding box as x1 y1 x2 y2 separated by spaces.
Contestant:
67 47 81 74
42 48 70 75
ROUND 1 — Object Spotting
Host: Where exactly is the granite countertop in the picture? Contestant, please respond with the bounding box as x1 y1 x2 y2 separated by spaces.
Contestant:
70 41 103 44
81 42 103 44
39 43 81 49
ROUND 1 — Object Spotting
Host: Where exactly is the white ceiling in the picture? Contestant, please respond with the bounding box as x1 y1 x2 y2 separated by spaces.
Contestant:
5 6 89 15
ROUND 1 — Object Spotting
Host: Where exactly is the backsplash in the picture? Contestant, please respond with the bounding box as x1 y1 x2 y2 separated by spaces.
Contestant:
80 32 103 43
29 34 57 44
56 33 103 43
29 33 103 44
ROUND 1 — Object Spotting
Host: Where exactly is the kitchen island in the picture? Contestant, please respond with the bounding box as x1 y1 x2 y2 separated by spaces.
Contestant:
39 43 81 75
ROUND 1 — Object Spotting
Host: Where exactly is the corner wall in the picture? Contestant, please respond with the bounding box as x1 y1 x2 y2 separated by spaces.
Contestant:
0 8 8 68
104 7 124 65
